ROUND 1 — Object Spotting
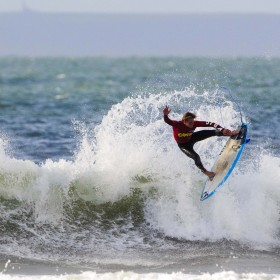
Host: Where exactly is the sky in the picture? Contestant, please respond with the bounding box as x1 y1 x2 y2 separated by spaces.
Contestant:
0 0 280 14
0 0 279 57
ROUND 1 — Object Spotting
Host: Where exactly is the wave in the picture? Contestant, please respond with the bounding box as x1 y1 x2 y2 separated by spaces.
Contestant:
0 88 279 261
1 270 280 280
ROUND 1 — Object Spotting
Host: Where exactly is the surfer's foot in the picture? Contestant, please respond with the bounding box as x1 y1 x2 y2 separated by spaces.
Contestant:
203 171 215 181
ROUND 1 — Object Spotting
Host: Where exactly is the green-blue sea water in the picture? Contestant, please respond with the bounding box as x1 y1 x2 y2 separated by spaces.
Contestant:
0 57 279 279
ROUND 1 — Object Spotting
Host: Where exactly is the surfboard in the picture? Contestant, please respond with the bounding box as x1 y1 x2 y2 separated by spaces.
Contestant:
200 123 249 201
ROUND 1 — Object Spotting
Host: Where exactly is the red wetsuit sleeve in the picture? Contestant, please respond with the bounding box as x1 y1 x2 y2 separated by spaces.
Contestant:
194 121 224 130
164 115 180 127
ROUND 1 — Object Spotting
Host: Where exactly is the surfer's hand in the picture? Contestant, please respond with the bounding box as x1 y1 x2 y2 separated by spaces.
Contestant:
222 129 232 136
231 130 239 136
223 129 239 136
163 105 171 115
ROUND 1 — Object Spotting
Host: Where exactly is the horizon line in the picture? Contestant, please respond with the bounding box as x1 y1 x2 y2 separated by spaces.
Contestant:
0 10 280 16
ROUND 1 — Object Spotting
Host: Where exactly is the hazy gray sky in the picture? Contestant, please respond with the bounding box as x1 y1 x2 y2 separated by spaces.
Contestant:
1 0 280 14
1 13 279 57
1 1 279 57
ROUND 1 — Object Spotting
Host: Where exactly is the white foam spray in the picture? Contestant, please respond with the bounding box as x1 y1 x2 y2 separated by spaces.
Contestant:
0 88 279 249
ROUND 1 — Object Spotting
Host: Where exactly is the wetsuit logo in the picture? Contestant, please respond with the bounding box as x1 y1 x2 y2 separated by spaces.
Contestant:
206 122 218 128
178 133 193 138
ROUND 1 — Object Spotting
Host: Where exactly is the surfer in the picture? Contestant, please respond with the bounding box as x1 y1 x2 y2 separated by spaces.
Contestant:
163 105 239 180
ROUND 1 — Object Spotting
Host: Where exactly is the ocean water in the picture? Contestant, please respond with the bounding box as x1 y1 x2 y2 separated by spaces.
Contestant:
0 57 279 280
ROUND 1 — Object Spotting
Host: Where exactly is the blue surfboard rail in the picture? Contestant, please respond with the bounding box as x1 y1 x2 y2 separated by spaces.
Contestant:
200 123 249 201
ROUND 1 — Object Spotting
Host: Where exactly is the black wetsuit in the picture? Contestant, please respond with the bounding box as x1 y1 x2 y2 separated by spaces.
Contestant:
164 115 224 172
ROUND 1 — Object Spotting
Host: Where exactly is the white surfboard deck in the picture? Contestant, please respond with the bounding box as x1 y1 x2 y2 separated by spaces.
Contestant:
200 123 248 201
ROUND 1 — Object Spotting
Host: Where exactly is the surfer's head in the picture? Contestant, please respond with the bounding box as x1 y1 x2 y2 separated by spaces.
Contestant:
182 112 196 127
182 112 196 120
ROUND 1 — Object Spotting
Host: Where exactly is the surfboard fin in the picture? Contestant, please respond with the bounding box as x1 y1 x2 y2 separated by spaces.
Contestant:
245 138 250 144
201 191 209 200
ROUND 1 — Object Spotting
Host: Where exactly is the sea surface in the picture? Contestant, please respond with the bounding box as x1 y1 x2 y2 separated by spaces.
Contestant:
0 57 279 280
